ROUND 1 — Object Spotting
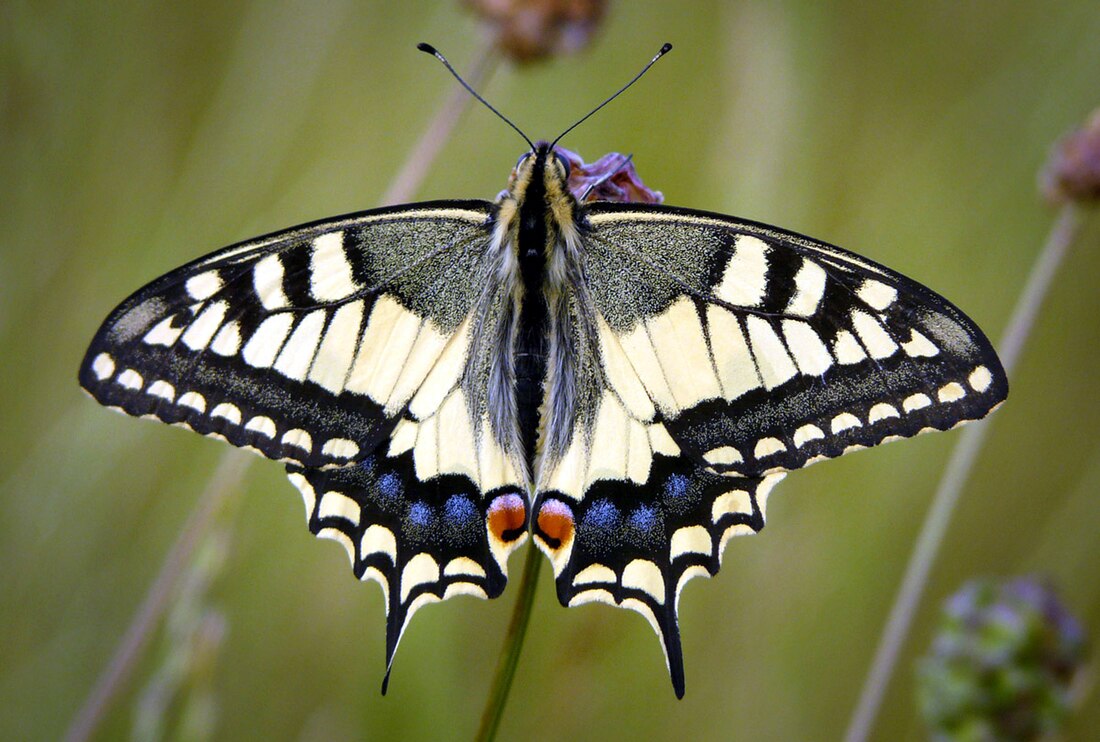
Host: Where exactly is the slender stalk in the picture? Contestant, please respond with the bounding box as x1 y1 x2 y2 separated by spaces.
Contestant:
65 451 250 742
843 203 1085 742
67 36 500 742
475 544 543 742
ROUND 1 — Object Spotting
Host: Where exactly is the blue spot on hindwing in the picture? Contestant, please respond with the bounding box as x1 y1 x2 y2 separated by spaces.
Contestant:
442 494 480 547
664 473 689 501
408 502 431 526
444 494 477 524
378 472 403 499
584 499 621 532
629 504 658 531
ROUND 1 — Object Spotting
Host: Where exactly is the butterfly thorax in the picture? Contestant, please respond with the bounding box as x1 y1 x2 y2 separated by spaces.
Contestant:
486 143 592 484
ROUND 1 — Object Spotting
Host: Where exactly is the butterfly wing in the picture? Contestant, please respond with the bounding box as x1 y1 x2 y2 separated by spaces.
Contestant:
532 202 1007 696
80 201 530 684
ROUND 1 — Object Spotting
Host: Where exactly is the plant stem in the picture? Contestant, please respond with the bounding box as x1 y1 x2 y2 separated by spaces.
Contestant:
475 544 543 742
67 35 501 742
843 203 1084 742
65 451 250 742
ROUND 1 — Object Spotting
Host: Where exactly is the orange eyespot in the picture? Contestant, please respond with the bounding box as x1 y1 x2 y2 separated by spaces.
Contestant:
535 498 575 549
488 493 527 542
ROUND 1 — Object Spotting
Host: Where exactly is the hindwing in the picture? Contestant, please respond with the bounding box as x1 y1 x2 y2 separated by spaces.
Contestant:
533 202 1008 696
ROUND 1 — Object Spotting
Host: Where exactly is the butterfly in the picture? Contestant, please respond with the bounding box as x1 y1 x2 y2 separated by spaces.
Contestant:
78 43 1007 698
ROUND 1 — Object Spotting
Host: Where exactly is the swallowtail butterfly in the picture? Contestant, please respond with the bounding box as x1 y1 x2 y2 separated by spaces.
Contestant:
79 43 1007 697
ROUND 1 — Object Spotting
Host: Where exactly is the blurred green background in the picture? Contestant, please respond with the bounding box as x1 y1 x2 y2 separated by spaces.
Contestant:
3 2 1099 740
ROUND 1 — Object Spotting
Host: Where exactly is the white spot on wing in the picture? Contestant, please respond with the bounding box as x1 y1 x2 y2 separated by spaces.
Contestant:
831 412 862 433
182 301 228 351
361 524 397 560
868 403 899 423
321 438 359 460
937 382 966 403
706 307 761 400
147 380 175 401
704 446 743 465
746 316 797 389
903 393 932 412
621 559 666 604
782 319 833 376
857 279 897 311
753 437 786 459
253 254 288 310
786 259 827 316
711 489 753 522
968 366 992 392
318 490 360 525
573 563 616 586
281 428 312 453
185 271 222 301
287 471 315 521
309 231 357 301
444 557 486 578
143 316 184 346
243 314 294 368
670 526 711 559
177 391 206 413
388 418 417 457
92 353 115 380
117 369 143 390
211 402 241 425
901 329 939 357
793 424 824 447
850 310 898 359
832 330 867 364
210 321 242 356
308 300 364 393
274 309 327 381
401 552 441 603
244 415 277 438
716 235 769 307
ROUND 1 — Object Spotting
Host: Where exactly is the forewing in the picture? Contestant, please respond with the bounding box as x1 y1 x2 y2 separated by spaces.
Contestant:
80 201 493 468
582 203 1007 476
533 202 1007 697
80 200 530 685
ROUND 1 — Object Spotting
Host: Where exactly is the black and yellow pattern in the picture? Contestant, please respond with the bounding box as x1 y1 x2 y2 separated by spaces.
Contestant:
80 141 1006 697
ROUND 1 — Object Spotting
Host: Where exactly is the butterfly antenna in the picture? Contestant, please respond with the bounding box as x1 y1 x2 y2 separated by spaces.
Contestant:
417 43 535 151
551 43 672 148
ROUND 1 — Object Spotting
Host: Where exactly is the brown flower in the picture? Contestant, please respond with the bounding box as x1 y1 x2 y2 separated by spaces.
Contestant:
1041 107 1100 205
465 0 607 63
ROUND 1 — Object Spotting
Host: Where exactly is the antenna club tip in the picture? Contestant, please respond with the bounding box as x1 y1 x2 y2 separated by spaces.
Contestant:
417 42 438 55
660 42 673 54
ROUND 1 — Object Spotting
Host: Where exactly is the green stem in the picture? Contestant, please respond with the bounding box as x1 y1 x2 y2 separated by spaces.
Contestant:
475 544 542 742
842 203 1084 742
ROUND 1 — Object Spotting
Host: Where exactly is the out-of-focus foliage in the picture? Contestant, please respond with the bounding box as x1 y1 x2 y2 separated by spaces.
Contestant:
917 578 1087 742
2 2 1099 740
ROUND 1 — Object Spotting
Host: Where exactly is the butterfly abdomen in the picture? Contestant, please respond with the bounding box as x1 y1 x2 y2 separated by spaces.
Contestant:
514 149 552 475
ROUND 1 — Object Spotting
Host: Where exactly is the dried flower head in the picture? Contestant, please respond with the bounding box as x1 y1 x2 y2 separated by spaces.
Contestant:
917 577 1087 742
1041 107 1100 204
465 0 606 63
